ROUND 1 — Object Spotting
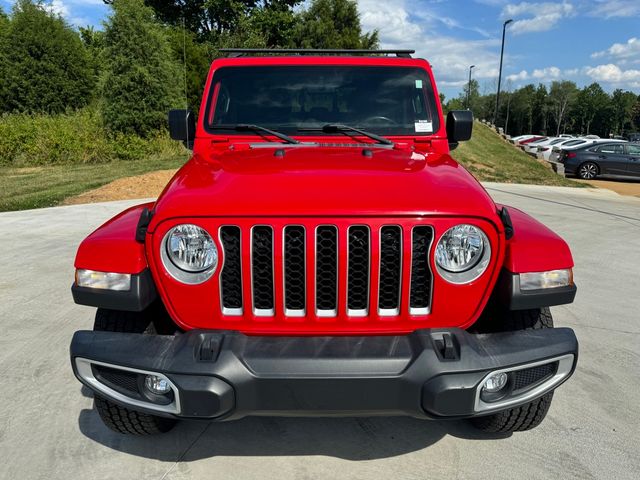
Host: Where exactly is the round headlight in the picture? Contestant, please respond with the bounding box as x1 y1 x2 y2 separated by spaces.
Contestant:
435 224 484 273
161 224 218 284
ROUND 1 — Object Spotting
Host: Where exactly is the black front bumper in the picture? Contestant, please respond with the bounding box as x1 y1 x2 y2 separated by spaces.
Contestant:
70 328 578 420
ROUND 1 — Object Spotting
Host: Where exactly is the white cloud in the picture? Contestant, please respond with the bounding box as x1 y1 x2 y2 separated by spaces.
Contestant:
589 0 640 19
501 2 575 34
506 66 578 82
358 0 500 88
507 70 529 81
532 66 561 79
584 63 640 87
46 0 69 17
592 37 640 65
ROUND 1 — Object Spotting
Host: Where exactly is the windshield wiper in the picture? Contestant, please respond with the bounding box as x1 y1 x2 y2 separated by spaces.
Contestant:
300 124 394 146
212 124 300 144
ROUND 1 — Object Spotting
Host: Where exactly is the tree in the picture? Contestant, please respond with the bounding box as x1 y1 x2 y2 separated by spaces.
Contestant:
166 27 212 113
531 84 548 134
292 0 378 49
509 84 535 136
574 83 609 135
548 81 578 136
610 89 637 135
141 0 301 42
462 78 480 111
0 0 94 113
102 0 183 136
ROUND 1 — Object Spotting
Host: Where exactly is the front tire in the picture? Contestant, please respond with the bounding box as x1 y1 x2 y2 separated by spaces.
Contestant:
469 308 555 433
578 161 598 180
92 308 178 435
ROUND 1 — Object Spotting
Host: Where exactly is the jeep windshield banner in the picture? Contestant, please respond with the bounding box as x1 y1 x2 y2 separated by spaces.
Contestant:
205 66 440 136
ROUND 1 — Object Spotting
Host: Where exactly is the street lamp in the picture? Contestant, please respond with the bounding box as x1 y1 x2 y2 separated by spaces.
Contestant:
466 65 475 110
493 18 513 127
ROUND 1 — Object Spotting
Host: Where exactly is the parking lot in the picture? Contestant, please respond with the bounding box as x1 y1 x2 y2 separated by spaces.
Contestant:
0 183 639 480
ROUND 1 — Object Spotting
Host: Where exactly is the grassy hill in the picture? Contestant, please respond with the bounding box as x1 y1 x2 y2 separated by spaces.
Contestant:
451 121 580 187
1 121 581 212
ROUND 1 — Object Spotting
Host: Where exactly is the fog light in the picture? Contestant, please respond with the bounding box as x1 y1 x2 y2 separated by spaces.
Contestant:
482 372 508 393
144 375 171 395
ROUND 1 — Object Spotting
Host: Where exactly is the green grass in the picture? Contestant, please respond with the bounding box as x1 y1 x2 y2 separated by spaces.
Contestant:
0 120 580 212
0 154 187 212
451 121 581 187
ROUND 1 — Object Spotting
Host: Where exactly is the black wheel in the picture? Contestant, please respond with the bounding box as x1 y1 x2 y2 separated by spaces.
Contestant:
92 308 178 435
578 161 598 180
469 308 555 433
94 396 176 435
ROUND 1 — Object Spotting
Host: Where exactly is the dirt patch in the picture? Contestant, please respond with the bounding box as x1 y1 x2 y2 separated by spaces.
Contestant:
62 169 178 205
575 178 640 198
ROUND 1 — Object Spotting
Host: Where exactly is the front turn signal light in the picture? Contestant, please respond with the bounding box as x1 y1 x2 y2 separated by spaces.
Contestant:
520 269 573 291
76 269 131 291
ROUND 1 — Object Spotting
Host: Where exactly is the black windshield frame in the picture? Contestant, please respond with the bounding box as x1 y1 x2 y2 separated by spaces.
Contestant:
203 66 440 137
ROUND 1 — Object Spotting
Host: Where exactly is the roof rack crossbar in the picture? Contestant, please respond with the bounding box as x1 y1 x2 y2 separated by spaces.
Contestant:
219 48 415 58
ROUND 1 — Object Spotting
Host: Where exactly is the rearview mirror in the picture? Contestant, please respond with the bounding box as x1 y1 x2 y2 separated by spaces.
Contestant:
446 110 473 150
168 109 195 149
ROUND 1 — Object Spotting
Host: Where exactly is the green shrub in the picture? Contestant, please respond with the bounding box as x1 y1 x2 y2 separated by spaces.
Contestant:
0 108 185 166
102 0 182 137
0 0 95 114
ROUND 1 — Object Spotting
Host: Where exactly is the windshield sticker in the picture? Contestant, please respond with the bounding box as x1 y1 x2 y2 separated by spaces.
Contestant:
415 120 433 133
415 79 423 89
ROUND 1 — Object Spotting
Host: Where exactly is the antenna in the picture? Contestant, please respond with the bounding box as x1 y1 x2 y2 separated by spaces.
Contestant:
182 15 190 148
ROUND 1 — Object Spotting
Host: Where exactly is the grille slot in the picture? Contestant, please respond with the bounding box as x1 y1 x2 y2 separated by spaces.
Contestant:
378 226 402 315
92 365 140 397
514 362 558 391
220 226 243 314
315 226 338 316
284 226 306 315
251 226 275 315
347 226 370 315
409 226 434 314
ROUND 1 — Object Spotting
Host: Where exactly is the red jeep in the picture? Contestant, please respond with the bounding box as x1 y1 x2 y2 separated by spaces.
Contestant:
70 49 578 436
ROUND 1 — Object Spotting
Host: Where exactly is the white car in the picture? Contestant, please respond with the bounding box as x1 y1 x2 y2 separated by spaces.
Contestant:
509 134 537 145
537 138 578 161
523 137 552 154
549 138 627 162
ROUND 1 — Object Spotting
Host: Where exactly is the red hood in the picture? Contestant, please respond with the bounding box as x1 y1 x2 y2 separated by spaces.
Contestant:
150 145 498 228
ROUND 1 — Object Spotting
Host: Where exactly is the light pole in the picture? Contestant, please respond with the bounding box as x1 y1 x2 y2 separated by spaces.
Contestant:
493 18 513 127
466 65 475 110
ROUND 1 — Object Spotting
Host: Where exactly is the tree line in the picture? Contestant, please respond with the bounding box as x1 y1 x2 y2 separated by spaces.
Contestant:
446 78 640 138
0 0 378 138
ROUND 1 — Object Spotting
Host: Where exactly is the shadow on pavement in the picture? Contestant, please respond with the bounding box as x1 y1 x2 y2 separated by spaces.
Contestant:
77 405 511 461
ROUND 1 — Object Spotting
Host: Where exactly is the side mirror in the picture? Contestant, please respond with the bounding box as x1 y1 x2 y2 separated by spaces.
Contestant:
446 110 473 150
168 109 195 149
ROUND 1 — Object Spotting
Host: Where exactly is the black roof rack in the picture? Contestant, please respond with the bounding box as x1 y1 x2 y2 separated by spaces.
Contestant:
219 48 415 58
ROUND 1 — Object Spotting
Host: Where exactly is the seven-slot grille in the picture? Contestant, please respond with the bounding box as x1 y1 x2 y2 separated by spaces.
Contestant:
218 224 433 317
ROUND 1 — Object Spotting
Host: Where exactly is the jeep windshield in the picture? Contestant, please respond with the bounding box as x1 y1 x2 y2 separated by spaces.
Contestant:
205 66 440 137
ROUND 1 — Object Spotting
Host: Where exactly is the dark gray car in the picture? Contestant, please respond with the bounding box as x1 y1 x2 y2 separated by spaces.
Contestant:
561 142 640 179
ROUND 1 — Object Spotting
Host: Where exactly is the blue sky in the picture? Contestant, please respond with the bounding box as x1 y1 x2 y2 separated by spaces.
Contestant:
2 0 639 100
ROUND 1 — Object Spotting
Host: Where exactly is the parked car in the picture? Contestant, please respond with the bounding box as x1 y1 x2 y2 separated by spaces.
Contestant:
537 138 577 161
627 132 640 142
549 138 626 163
69 48 578 436
509 134 537 144
516 135 545 146
561 142 640 179
524 137 559 155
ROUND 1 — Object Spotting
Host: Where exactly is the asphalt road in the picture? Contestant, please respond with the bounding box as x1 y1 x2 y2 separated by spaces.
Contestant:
0 183 639 480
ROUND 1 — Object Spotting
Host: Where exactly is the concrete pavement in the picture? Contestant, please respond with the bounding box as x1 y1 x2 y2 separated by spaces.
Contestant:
0 184 639 480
